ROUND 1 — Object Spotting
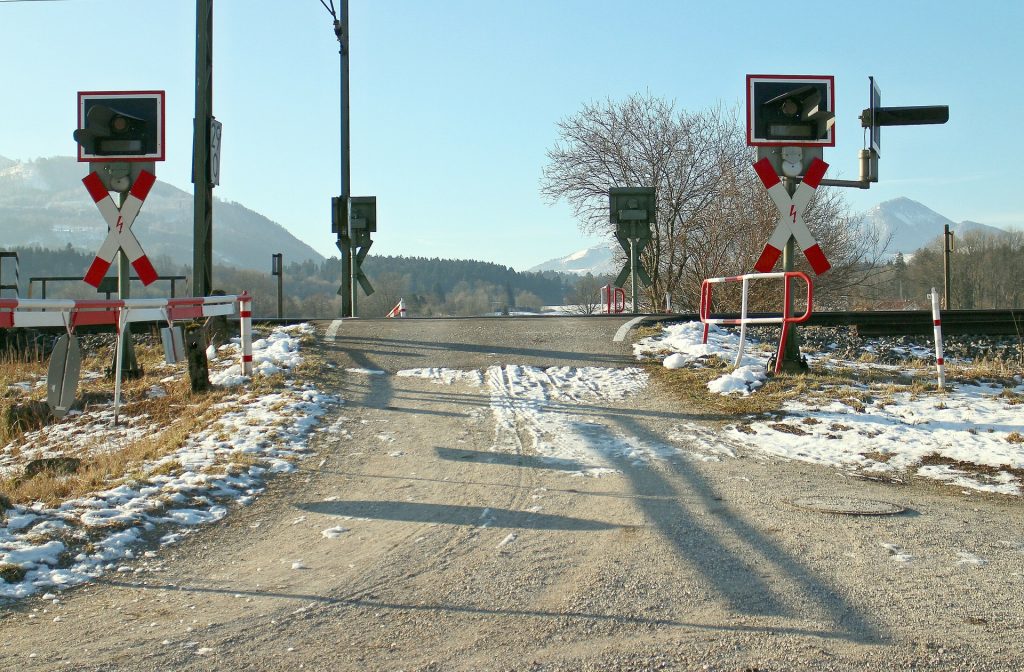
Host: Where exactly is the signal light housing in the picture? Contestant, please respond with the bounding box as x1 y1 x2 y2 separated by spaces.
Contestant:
747 75 835 147
74 91 165 162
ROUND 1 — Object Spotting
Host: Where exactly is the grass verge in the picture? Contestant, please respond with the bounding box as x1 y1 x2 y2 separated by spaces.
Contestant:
0 334 290 508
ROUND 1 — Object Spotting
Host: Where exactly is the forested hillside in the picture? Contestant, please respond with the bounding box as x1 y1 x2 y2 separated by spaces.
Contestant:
850 229 1024 310
0 246 592 318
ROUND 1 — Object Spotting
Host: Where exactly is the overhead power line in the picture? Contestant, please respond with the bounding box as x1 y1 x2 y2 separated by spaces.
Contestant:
318 0 337 20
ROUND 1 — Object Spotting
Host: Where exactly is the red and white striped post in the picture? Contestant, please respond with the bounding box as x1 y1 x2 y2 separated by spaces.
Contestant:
386 298 406 318
239 292 253 376
930 288 945 389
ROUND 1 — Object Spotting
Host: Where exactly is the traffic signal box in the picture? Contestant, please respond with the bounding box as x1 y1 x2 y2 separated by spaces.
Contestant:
609 187 655 291
332 195 377 297
74 92 165 162
747 75 835 147
74 91 165 194
332 195 377 240
349 196 377 247
861 76 948 159
609 187 655 240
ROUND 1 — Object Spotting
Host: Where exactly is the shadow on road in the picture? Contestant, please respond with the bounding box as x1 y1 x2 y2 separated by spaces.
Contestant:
331 347 395 410
434 446 588 472
600 411 883 644
325 334 628 368
94 578 870 642
352 383 745 425
297 466 681 502
296 500 622 531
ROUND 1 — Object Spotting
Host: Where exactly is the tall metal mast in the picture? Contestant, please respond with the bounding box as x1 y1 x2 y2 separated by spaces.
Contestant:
321 0 353 316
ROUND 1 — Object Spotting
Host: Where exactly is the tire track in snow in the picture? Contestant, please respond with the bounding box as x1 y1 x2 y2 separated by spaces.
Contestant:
483 364 666 476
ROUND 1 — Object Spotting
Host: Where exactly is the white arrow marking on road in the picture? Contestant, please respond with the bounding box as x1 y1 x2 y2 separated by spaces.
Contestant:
614 316 646 342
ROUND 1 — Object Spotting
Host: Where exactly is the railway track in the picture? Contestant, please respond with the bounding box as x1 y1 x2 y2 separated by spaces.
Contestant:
674 309 1024 337
1 310 1022 348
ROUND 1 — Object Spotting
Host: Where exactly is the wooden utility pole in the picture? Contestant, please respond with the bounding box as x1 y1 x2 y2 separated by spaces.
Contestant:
192 0 214 297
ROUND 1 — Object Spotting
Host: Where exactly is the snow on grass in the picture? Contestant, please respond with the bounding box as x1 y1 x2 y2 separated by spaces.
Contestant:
638 320 1024 496
635 322 768 395
720 381 1024 496
707 365 766 396
211 324 314 386
0 324 338 599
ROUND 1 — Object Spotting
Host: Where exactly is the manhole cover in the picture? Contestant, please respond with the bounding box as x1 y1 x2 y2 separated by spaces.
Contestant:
789 496 905 516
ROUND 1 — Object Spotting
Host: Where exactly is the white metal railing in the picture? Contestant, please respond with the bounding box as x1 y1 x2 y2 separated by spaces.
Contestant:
1 293 254 420
699 271 813 373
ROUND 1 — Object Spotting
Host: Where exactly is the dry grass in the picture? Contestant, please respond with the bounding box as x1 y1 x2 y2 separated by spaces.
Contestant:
1 392 229 507
946 357 1022 382
0 338 259 507
998 388 1023 405
648 358 922 422
0 563 26 583
648 364 791 418
919 453 1024 481
0 357 50 445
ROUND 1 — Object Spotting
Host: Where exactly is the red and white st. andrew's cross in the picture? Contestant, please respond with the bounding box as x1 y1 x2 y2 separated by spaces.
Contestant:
752 157 831 276
82 170 159 288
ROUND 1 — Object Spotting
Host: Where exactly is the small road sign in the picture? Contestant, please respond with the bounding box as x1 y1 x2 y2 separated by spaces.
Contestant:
210 117 223 186
753 157 831 275
386 299 406 318
82 170 159 288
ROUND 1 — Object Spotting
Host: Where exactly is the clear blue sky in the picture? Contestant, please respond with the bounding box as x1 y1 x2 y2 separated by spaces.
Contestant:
2 0 1021 270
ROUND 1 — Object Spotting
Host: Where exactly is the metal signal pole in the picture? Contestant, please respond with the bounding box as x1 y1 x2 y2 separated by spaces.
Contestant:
943 224 954 309
779 177 803 372
116 191 140 378
321 0 354 317
337 3 354 318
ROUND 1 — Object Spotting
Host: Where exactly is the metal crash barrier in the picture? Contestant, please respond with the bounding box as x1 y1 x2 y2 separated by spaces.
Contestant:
601 284 627 314
699 271 813 374
0 293 253 422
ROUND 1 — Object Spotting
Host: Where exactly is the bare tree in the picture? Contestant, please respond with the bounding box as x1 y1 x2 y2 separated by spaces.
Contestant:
564 273 606 315
541 94 887 312
542 95 742 310
360 271 409 317
903 229 1024 309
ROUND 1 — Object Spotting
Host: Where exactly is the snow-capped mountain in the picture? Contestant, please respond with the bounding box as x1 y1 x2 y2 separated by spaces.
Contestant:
534 198 1008 273
528 241 618 276
863 197 1007 255
0 155 323 271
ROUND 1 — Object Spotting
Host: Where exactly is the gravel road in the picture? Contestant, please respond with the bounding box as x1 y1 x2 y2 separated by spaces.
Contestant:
1 316 1022 671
